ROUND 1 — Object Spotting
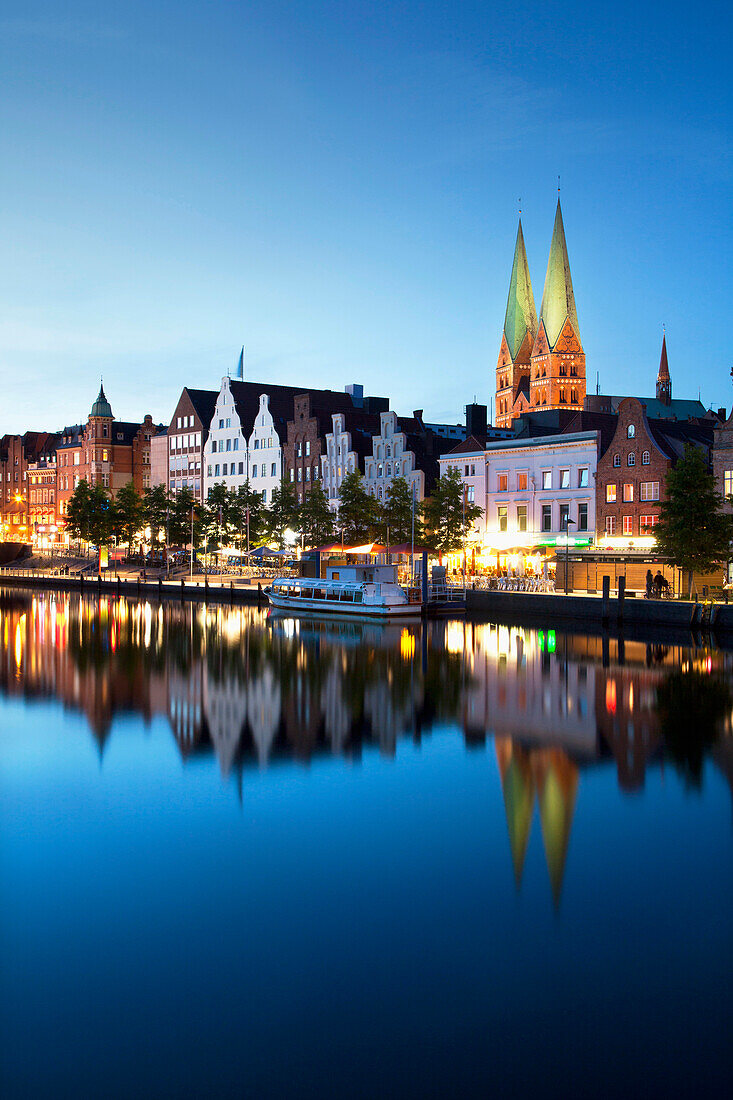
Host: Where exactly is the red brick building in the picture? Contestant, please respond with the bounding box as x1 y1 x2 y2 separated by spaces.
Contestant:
496 201 585 428
1 431 58 543
56 384 161 544
595 396 716 542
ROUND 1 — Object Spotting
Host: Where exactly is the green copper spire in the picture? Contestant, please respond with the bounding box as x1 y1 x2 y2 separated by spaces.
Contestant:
90 380 113 419
503 219 538 361
538 199 580 348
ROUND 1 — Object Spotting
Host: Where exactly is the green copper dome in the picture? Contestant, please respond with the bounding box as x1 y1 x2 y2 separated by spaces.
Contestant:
90 382 113 419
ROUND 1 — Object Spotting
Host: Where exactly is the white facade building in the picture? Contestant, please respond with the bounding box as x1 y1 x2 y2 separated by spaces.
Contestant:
203 380 282 503
438 431 598 556
321 413 361 511
363 411 424 503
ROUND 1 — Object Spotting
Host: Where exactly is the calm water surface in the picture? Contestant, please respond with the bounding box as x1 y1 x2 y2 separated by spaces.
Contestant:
1 591 731 1098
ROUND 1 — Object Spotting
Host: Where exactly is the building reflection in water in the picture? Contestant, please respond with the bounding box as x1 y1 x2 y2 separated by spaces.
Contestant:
1 590 732 904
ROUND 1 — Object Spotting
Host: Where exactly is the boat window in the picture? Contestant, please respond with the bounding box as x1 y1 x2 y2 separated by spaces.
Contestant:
354 591 363 603
291 587 301 598
301 588 313 599
327 589 340 600
340 589 354 601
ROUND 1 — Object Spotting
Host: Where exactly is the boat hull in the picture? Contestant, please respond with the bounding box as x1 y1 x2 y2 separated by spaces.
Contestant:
266 593 420 618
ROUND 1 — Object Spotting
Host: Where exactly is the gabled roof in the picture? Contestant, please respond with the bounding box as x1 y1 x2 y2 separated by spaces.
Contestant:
183 387 218 431
538 199 580 348
562 410 618 454
504 219 538 362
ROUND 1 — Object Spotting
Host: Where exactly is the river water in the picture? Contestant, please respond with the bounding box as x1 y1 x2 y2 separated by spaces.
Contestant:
0 590 731 1098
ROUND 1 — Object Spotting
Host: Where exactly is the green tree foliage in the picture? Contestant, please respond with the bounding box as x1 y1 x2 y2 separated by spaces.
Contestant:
267 477 300 548
652 444 733 596
64 479 114 547
203 483 240 550
111 482 144 551
382 475 423 545
337 471 382 544
422 465 483 554
232 481 266 549
143 485 172 549
167 488 201 548
299 484 336 548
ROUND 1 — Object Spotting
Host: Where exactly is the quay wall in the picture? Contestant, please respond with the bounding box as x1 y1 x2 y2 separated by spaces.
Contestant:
0 572 264 606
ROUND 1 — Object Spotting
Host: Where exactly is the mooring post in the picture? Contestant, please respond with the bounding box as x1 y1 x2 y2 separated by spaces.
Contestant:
617 575 625 626
601 575 610 625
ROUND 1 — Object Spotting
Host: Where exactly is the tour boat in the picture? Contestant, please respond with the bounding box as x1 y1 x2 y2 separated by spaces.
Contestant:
265 563 421 618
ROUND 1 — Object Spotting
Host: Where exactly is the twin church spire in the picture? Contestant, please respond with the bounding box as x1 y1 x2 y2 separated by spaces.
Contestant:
496 199 585 428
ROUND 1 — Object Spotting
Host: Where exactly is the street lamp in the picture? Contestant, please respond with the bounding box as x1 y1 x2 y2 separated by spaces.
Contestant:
563 515 576 595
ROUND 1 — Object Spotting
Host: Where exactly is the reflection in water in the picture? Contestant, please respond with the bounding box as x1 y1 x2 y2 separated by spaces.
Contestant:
1 590 732 905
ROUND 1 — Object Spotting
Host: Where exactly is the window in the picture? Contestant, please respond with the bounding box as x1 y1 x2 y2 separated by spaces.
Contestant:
517 472 528 491
215 464 220 477
627 452 635 466
238 462 244 475
297 468 302 481
606 484 617 502
642 451 650 466
578 502 588 531
498 473 508 492
559 503 570 529
725 471 733 497
233 438 238 450
466 485 475 502
262 490 267 503
211 440 217 453
470 464 476 476
252 464 257 477
207 465 212 477
613 454 621 467
226 418 231 428
219 419 224 429
306 442 311 456
290 468 294 482
226 439 231 451
641 514 659 530
297 443 302 458
254 439 259 450
622 515 633 536
516 505 527 532
542 470 551 490
102 449 108 462
271 463 276 476
498 505 508 532
222 463 228 475
305 467 310 481
578 468 589 487
465 465 470 476
541 504 552 531
560 469 570 489
178 417 183 428
623 484 634 502
640 481 660 501
627 424 635 438
605 515 617 535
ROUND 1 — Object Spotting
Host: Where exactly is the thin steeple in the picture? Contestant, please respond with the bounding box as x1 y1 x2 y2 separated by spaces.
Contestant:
504 219 538 362
656 331 671 404
538 198 580 349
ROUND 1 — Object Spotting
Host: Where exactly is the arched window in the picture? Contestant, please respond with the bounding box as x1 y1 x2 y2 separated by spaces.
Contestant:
627 452 636 466
386 445 391 457
627 424 635 439
642 451 650 465
395 462 400 475
571 389 578 404
613 454 621 467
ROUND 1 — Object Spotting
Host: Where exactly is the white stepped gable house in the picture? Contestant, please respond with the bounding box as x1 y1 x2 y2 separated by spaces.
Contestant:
203 380 282 502
438 431 598 562
364 412 424 502
321 413 361 511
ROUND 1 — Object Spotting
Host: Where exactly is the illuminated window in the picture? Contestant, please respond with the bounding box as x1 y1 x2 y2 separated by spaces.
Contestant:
498 473 508 492
498 505 508 532
605 515 616 535
641 514 659 530
517 472 528 491
542 470 551 489
640 481 660 501
724 471 733 497
606 484 617 502
623 515 633 535
516 504 527 532
623 484 634 502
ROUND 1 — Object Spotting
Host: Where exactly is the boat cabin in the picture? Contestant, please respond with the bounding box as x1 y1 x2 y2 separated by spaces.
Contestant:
325 563 397 584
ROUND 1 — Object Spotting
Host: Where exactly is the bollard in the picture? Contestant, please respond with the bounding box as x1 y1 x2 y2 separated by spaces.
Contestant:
181 578 185 597
117 576 121 597
617 576 625 625
601 575 610 624
158 577 162 598
257 581 262 606
602 632 610 668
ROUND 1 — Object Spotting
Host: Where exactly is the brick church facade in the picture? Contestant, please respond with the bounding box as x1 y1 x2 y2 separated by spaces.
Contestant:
495 200 585 428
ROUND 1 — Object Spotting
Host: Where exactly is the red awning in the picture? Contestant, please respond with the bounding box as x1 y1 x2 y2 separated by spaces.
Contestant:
388 543 436 555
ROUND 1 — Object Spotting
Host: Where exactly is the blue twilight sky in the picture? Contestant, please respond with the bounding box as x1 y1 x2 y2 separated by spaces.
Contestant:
0 0 731 433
